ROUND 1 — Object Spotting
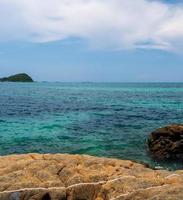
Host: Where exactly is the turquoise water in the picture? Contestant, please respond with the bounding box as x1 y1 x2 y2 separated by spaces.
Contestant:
0 82 183 170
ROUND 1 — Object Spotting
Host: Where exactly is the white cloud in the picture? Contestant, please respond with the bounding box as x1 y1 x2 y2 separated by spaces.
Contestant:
0 0 183 51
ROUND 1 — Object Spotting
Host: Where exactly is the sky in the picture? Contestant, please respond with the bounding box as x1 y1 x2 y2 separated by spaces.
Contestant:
0 0 183 82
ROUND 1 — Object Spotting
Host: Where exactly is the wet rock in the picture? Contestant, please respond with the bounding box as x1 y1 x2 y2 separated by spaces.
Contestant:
148 124 183 160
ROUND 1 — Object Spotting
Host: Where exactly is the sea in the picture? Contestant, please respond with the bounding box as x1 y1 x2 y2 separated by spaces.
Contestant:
0 82 183 170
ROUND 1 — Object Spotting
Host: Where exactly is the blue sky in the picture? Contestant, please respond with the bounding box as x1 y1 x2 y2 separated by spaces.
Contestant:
0 0 183 82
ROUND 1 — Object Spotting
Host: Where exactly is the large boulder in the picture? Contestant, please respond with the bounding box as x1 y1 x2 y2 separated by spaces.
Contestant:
148 124 183 160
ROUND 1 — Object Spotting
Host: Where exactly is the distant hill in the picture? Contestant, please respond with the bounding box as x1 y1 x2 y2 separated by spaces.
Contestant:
0 73 33 82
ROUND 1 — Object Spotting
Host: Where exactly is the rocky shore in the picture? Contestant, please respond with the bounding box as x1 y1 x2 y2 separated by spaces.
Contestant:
0 153 183 200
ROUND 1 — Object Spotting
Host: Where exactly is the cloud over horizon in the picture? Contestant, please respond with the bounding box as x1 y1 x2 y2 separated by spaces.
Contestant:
0 0 183 52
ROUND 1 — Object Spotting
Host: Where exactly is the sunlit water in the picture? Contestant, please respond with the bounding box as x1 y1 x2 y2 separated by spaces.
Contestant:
0 82 183 170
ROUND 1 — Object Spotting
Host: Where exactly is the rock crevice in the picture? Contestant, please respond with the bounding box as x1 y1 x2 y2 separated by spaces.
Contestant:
0 153 183 199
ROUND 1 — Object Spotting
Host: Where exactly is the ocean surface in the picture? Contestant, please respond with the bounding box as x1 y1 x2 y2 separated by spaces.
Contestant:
0 82 183 170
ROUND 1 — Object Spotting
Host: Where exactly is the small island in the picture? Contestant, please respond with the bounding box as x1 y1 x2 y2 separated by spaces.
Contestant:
0 73 33 82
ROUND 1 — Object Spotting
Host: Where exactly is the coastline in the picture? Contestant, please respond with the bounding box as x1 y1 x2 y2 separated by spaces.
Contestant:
0 153 183 200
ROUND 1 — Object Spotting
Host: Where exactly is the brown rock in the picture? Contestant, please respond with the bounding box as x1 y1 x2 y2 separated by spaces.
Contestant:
0 153 183 199
148 124 183 160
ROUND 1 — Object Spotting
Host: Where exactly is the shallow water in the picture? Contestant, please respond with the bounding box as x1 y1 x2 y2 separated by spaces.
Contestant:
0 82 183 170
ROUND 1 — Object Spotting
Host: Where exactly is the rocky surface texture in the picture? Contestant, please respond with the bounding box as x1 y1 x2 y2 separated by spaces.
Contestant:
0 154 183 199
148 124 183 160
0 73 33 82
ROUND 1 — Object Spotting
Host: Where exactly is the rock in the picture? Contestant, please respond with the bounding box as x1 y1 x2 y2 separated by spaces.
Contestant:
0 73 33 82
148 124 183 160
0 188 66 200
0 153 183 199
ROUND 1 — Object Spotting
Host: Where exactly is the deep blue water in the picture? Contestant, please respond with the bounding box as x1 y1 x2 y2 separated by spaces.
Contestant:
0 82 183 170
